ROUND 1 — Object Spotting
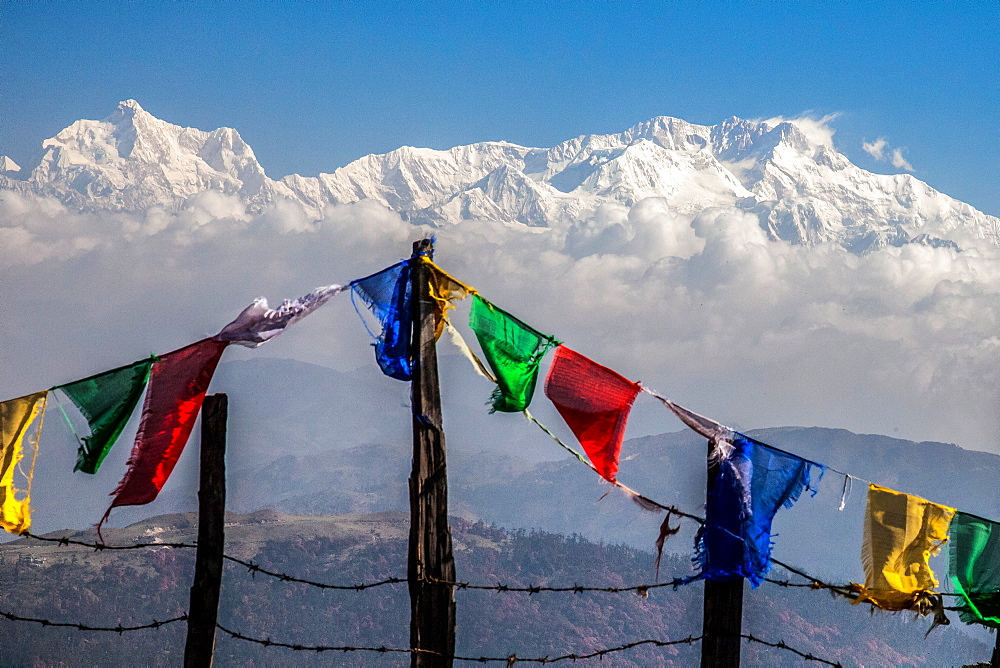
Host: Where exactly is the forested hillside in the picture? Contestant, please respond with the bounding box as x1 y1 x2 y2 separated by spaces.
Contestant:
0 511 989 666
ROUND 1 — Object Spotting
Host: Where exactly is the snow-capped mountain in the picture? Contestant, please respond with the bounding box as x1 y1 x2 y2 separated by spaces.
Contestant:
0 156 20 173
3 100 997 253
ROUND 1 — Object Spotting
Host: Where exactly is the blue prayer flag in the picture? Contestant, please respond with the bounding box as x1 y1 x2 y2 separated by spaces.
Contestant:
350 262 414 381
696 433 823 587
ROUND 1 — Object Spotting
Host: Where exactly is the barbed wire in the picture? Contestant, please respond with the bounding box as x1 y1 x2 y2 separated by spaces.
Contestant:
19 524 960 603
21 531 195 551
18 532 405 591
739 633 842 666
0 609 186 633
15 514 968 606
426 575 692 595
216 624 841 665
223 554 406 590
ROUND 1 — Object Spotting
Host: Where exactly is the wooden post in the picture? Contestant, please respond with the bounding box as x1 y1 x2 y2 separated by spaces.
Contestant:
407 239 457 667
184 393 228 668
701 438 743 668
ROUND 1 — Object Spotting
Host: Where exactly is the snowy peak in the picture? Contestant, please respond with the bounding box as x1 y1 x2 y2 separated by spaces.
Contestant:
21 100 281 210
0 156 19 173
3 101 998 253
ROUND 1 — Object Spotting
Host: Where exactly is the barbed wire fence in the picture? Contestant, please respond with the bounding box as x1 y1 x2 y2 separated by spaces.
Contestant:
1 516 896 666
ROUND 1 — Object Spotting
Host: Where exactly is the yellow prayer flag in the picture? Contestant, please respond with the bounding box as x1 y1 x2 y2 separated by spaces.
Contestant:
422 258 475 340
0 391 47 534
851 483 955 613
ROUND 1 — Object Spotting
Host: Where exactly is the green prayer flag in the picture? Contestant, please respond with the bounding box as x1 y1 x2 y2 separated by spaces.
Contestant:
950 512 1000 628
56 358 154 474
469 296 557 413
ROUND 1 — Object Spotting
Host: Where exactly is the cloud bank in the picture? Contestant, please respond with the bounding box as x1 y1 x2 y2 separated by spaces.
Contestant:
1 190 998 465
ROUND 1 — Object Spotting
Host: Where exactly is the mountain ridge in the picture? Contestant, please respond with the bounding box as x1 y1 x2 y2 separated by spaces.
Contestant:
3 100 997 253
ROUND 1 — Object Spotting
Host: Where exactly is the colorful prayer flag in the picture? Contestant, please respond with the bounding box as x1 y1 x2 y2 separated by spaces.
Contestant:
544 345 640 482
851 484 955 614
100 339 228 531
215 284 346 348
350 262 414 381
696 432 822 587
0 391 47 534
424 259 473 340
950 512 1000 628
55 358 154 474
469 296 557 412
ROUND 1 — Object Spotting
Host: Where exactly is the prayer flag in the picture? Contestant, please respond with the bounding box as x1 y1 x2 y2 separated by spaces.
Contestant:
350 262 413 381
851 484 955 613
950 512 1000 627
215 284 346 347
696 432 822 587
424 259 473 340
469 296 557 412
544 345 640 482
0 391 47 534
101 339 228 529
56 358 154 474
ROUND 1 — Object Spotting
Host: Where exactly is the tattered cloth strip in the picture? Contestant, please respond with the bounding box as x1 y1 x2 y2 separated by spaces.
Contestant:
544 345 641 483
0 392 47 534
54 358 155 474
697 432 823 588
444 321 496 382
422 258 474 340
215 284 347 347
641 389 735 460
469 296 558 412
350 262 414 381
949 512 1000 628
99 339 228 536
850 484 955 616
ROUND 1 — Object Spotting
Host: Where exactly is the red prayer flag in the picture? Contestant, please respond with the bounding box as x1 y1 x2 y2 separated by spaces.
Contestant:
544 345 640 482
99 339 228 532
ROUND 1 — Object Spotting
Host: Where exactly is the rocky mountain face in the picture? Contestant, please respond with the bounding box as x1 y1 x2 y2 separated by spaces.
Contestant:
2 100 997 253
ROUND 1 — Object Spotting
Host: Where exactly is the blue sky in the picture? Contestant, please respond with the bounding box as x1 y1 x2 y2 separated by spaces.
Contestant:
2 0 997 215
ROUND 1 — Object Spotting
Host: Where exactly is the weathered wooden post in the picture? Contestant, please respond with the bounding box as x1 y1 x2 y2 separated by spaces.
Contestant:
407 239 457 667
184 393 228 668
701 437 744 667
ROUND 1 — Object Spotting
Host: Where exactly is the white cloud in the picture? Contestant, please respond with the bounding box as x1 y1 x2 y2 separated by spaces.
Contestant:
0 193 998 477
891 147 915 172
862 138 887 160
764 113 841 148
861 138 914 172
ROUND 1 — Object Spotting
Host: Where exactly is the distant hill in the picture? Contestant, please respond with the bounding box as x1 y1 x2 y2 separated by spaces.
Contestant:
0 510 989 666
181 358 1000 588
27 355 1000 596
